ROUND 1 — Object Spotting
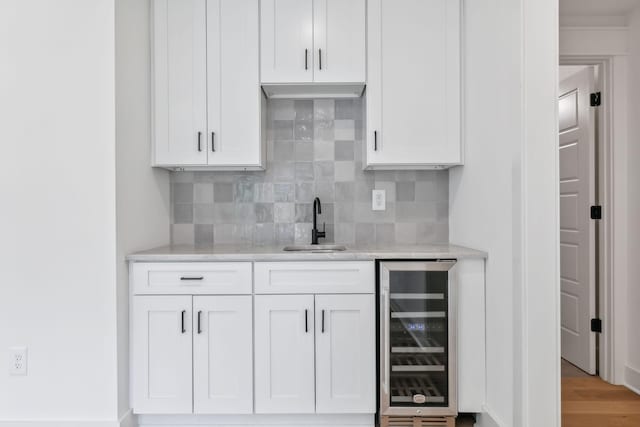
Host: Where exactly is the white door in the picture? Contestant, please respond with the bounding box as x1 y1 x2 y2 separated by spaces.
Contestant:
132 296 193 414
559 67 596 374
254 295 315 413
313 0 366 83
152 0 208 166
206 0 262 167
366 0 461 168
193 296 253 414
260 0 313 83
315 294 376 413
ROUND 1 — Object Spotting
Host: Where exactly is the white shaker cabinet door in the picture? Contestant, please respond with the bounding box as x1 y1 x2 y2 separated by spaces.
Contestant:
313 0 366 83
193 296 253 414
206 0 263 168
366 0 462 168
132 296 193 414
260 0 314 83
254 295 316 413
152 0 208 166
315 294 376 413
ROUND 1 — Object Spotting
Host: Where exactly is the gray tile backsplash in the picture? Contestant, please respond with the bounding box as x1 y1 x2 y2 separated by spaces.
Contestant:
170 98 449 246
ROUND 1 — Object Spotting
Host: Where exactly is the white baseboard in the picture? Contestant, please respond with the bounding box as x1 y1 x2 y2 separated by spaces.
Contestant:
137 414 373 427
120 410 137 427
475 406 505 427
625 365 640 395
0 421 121 427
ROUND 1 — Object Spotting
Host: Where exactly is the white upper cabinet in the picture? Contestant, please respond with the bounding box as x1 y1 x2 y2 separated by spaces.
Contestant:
315 294 376 414
152 0 265 170
193 296 253 414
132 296 193 414
312 0 366 83
260 0 365 87
365 0 463 169
260 0 314 83
153 0 208 166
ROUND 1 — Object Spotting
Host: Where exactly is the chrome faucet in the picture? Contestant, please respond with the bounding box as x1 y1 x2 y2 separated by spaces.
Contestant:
311 197 326 245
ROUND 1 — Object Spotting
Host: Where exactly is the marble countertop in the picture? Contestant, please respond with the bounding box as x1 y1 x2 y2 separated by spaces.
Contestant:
126 243 487 262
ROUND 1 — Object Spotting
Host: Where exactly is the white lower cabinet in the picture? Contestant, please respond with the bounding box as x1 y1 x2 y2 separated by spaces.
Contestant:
254 294 375 414
315 294 375 413
254 295 316 413
132 295 253 414
193 296 253 414
132 296 193 414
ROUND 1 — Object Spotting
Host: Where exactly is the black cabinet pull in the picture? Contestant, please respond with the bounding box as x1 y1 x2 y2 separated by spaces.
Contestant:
305 309 308 333
181 310 186 334
180 276 204 281
197 131 202 152
211 132 215 152
374 130 378 151
319 49 322 70
305 49 308 70
197 311 202 334
321 310 325 333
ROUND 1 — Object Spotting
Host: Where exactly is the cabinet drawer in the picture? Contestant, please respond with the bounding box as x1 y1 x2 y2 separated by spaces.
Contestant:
132 262 252 295
254 261 374 294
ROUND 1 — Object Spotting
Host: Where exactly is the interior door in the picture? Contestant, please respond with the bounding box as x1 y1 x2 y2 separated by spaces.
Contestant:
366 0 461 167
152 0 208 166
132 296 193 414
193 296 253 413
315 294 375 413
559 66 596 374
312 0 366 83
206 0 262 167
260 0 313 83
254 294 315 413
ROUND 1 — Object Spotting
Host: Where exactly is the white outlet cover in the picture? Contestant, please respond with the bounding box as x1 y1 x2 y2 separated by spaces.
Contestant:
372 189 386 211
9 346 27 375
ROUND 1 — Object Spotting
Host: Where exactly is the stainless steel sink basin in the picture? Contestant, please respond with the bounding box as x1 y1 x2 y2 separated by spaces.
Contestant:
283 244 347 252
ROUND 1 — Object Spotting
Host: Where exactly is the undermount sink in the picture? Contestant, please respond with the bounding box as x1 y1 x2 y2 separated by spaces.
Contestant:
283 244 347 252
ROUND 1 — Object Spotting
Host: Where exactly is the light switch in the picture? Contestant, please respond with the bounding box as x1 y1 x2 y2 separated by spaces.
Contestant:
372 189 386 211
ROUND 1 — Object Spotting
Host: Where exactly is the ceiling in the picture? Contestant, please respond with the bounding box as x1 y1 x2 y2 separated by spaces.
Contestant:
560 0 640 17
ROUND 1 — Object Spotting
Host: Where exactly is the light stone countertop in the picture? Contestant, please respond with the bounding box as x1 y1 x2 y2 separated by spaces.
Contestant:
126 243 487 262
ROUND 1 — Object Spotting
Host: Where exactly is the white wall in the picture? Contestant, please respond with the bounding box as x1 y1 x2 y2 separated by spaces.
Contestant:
451 0 559 425
0 0 119 423
625 4 640 393
115 0 171 419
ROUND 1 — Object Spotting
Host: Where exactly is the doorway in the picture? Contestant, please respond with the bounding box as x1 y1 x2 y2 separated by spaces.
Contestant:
558 64 599 377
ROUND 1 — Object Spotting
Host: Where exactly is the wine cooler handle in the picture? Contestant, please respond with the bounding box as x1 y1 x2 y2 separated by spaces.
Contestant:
381 285 390 395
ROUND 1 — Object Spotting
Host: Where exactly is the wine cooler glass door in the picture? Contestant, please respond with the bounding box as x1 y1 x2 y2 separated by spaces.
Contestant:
380 261 456 417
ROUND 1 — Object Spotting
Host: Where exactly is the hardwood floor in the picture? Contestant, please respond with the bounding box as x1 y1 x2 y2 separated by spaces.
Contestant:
562 361 640 427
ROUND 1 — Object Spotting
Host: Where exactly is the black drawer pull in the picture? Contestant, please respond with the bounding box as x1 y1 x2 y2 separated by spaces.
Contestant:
180 276 204 281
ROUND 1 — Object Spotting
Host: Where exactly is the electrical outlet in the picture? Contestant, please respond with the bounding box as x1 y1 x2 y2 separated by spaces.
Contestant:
9 347 27 375
372 189 386 211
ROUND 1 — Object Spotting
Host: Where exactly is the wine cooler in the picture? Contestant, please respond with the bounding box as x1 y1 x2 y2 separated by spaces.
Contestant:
379 261 457 419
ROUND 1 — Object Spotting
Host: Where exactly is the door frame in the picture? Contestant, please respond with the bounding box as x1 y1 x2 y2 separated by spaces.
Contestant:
559 55 623 384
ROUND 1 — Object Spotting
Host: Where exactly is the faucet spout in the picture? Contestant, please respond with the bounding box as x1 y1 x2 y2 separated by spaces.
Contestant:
312 197 326 245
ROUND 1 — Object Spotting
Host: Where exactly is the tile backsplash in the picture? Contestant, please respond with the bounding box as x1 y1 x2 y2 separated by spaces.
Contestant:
170 98 449 246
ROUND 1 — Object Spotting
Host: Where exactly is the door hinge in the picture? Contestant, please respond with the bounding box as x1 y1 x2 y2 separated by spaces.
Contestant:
590 205 602 220
591 318 602 333
590 92 601 107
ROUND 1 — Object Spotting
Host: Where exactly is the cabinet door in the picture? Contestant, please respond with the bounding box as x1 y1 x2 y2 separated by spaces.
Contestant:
366 0 462 168
260 0 313 83
132 296 192 414
207 0 263 168
315 294 376 413
313 0 366 83
152 0 208 166
254 295 315 413
193 296 253 413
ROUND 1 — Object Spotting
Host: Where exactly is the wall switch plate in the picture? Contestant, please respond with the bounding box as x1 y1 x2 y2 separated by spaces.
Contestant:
9 346 27 375
372 189 386 211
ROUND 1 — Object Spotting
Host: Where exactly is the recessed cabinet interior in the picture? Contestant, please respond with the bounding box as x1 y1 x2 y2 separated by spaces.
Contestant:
152 0 265 170
365 0 463 169
260 0 366 98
